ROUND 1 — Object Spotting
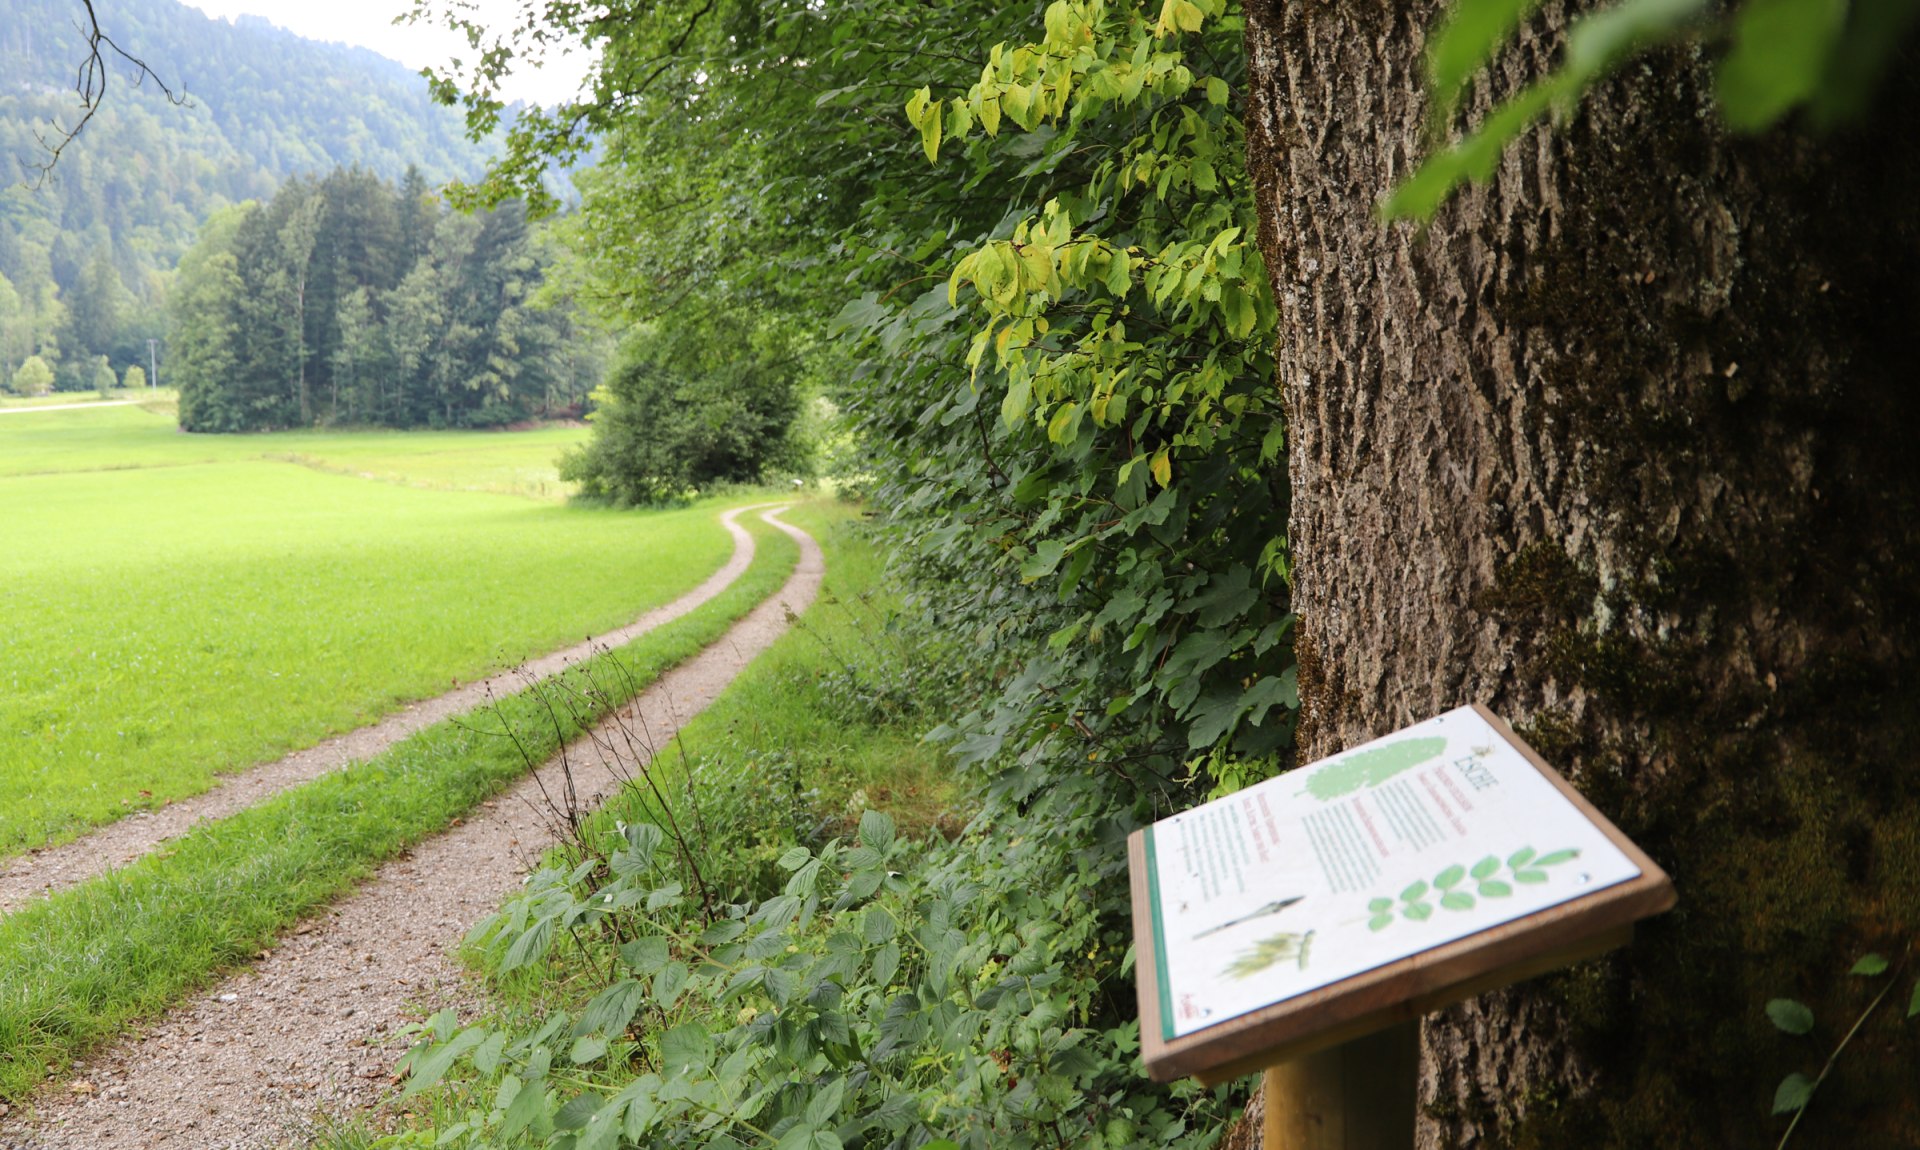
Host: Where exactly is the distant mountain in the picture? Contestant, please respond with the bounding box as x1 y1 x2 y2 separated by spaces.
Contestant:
0 0 498 388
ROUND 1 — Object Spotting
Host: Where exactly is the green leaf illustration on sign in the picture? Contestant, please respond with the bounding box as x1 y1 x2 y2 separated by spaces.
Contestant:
1299 736 1449 800
1367 846 1580 928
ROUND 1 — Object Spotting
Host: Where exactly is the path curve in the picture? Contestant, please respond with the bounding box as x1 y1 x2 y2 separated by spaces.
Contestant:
3 508 823 1150
0 504 776 915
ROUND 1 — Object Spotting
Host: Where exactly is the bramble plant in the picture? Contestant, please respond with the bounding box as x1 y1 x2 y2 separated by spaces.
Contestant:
1765 948 1918 1148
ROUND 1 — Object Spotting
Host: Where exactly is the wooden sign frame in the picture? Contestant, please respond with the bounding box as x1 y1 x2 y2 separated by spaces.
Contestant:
1129 704 1674 1085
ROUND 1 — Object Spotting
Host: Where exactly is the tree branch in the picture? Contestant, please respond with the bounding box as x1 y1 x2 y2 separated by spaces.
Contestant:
29 0 186 183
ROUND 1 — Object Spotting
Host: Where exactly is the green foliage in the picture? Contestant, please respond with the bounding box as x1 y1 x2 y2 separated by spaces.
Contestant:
123 363 146 390
373 516 1233 1148
1386 0 1920 220
401 799 1221 1149
173 169 597 432
8 353 51 396
1766 948 1917 1146
89 355 115 397
846 0 1293 786
397 0 1295 1141
560 322 806 507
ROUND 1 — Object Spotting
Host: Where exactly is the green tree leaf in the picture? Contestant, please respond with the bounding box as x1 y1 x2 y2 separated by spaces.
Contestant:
1716 0 1849 132
1848 953 1889 977
1772 1070 1815 1114
1427 0 1546 128
1766 998 1816 1035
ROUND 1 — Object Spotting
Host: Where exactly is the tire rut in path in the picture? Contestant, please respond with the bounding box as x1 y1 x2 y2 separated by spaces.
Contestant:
4 507 823 1150
0 504 774 916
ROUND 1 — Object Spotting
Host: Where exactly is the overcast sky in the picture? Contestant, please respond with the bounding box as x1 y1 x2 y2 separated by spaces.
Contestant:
183 0 593 107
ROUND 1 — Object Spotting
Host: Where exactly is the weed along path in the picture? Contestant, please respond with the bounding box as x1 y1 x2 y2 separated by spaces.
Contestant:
4 508 823 1150
0 503 772 917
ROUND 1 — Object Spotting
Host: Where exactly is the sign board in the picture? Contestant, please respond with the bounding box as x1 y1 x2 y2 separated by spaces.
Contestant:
1129 704 1674 1084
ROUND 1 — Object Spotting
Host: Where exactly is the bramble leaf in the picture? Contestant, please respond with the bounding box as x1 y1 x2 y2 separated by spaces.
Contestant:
1772 1071 1815 1115
1766 998 1815 1035
1849 953 1889 977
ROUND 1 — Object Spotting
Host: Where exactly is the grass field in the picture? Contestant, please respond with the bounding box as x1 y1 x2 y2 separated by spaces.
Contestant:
0 401 589 498
0 404 737 856
0 512 806 1099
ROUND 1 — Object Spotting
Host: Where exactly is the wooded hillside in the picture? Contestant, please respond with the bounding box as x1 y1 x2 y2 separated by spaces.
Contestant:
0 0 493 391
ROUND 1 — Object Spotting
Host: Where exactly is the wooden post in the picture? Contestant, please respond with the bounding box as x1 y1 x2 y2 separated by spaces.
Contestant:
1262 1021 1417 1150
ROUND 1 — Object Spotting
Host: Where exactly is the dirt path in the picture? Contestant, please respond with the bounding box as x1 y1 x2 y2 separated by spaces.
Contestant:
0 401 143 415
3 507 823 1150
0 503 772 915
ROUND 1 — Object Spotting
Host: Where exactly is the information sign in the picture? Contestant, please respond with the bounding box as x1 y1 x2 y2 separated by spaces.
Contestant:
1130 704 1674 1083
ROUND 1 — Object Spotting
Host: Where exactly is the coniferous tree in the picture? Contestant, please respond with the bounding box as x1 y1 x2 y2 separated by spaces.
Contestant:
170 167 583 431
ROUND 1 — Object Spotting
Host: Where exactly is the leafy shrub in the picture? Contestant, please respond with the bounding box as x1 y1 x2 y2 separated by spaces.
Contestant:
561 321 805 506
9 354 53 396
399 793 1229 1150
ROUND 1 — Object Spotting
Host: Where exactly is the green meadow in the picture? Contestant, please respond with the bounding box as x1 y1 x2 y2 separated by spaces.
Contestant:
0 401 591 498
0 403 743 856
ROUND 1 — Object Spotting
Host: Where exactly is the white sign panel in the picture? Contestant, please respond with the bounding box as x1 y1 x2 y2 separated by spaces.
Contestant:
1143 705 1642 1041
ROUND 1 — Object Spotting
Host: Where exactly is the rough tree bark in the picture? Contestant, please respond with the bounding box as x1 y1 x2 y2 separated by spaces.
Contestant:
1238 1 1920 1146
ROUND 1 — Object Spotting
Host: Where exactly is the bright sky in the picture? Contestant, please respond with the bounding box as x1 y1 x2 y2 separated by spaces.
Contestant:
183 0 593 107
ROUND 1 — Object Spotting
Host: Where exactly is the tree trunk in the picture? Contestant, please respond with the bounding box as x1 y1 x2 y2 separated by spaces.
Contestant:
1239 1 1920 1146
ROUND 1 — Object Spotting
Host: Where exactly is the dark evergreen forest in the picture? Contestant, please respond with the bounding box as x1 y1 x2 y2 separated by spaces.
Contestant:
0 0 494 391
172 167 594 431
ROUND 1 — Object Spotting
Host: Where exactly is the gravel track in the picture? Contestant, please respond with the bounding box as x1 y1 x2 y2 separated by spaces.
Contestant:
2 507 822 1149
0 505 773 915
0 402 143 416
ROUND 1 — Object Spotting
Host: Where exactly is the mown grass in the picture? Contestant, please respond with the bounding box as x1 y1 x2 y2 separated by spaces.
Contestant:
0 509 807 1102
0 402 589 495
0 456 752 856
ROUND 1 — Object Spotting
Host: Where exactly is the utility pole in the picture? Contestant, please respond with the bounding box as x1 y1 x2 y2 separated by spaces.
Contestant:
147 338 158 389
